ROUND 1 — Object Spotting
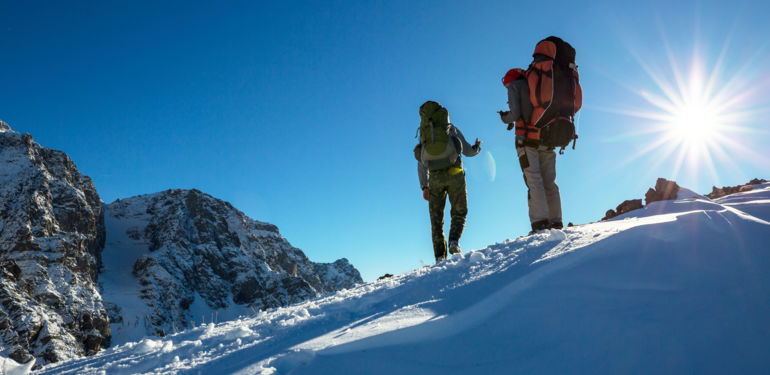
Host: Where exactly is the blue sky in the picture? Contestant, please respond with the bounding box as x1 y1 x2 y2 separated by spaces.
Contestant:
2 0 769 282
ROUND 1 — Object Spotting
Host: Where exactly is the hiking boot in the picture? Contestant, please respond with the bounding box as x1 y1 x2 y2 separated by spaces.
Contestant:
448 240 461 255
528 220 549 235
531 219 549 231
435 255 446 264
549 220 563 230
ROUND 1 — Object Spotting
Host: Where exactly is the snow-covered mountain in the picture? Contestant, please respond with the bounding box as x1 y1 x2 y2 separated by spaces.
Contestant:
100 189 362 344
0 122 109 365
0 122 362 369
32 182 770 374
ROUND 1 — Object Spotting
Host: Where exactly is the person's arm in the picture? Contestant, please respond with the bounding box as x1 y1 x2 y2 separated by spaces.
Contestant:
414 144 429 198
450 126 481 157
501 84 520 124
417 161 428 190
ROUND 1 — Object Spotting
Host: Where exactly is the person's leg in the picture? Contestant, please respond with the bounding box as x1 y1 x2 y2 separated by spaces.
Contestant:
428 172 449 261
447 171 468 253
538 147 562 228
519 146 549 231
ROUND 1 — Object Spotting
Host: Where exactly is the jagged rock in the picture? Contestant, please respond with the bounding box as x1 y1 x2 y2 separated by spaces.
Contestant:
602 199 643 221
102 189 363 342
0 123 109 367
378 274 394 280
645 178 680 205
706 178 768 199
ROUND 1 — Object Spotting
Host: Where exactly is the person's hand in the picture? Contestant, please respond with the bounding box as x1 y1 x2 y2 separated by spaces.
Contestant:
507 123 515 131
474 138 482 149
422 187 429 201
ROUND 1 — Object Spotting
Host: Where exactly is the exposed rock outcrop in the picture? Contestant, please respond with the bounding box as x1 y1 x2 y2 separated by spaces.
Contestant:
644 178 680 205
602 199 643 221
0 123 109 366
602 178 682 221
706 178 768 199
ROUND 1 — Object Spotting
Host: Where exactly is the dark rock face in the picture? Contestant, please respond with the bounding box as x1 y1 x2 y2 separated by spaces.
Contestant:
644 178 680 205
0 123 109 366
104 189 362 339
602 199 643 221
706 178 768 199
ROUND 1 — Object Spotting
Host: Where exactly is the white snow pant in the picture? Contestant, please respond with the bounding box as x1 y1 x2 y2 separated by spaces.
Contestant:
517 145 562 224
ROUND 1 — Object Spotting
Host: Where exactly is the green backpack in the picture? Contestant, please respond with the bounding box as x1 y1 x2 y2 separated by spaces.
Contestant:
418 101 459 170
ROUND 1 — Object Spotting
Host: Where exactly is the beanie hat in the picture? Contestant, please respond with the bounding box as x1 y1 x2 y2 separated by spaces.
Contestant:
502 68 524 87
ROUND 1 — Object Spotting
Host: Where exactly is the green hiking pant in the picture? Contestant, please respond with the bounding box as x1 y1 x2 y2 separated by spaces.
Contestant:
428 168 468 260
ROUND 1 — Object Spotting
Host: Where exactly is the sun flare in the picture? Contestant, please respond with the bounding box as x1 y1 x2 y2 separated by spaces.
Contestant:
611 35 766 184
668 97 719 144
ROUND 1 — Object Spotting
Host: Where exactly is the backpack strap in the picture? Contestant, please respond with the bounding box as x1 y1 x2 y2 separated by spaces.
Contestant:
528 66 545 109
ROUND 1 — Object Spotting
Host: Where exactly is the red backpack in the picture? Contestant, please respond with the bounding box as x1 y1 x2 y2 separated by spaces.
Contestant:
524 36 582 152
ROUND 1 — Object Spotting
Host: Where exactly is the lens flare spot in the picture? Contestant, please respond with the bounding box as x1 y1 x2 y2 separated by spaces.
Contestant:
486 151 496 182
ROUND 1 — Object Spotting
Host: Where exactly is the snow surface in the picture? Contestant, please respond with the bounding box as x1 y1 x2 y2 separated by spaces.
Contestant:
0 356 35 375
33 184 770 374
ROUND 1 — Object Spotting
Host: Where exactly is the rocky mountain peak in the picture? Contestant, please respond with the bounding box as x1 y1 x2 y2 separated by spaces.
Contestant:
0 123 109 367
102 188 362 343
1 124 363 366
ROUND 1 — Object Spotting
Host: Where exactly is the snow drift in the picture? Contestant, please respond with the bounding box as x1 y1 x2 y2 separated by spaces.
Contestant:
33 183 770 374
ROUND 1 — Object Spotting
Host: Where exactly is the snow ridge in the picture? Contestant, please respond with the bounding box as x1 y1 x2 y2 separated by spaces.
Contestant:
35 184 770 375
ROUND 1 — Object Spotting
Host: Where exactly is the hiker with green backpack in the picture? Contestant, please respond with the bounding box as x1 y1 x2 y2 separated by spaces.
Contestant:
414 100 482 263
499 36 582 234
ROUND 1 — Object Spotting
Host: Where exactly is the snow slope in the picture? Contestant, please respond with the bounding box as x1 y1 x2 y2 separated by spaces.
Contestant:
33 184 770 374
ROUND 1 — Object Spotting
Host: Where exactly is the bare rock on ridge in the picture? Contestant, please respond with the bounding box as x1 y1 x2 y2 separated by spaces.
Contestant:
706 178 768 199
602 199 643 221
644 178 681 205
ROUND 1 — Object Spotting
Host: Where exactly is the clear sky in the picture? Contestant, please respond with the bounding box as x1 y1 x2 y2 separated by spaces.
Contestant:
2 0 769 282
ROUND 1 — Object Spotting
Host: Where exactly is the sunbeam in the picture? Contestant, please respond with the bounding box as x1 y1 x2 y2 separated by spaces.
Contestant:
609 29 767 185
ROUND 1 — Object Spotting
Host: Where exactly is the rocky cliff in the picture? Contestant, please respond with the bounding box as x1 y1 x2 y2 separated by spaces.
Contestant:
0 122 109 366
101 189 362 343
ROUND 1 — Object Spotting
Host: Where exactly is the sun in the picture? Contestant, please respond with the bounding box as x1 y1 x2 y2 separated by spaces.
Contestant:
667 94 719 145
612 37 766 185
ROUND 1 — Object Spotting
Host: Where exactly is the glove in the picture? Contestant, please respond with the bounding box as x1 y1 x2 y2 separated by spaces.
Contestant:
498 111 510 123
422 187 429 201
507 123 514 131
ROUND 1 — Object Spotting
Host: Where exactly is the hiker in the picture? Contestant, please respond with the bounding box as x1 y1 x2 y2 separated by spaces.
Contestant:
414 101 482 263
499 36 582 234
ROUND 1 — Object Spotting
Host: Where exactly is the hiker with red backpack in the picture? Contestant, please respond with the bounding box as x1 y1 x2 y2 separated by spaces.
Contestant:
414 101 482 263
499 36 582 234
